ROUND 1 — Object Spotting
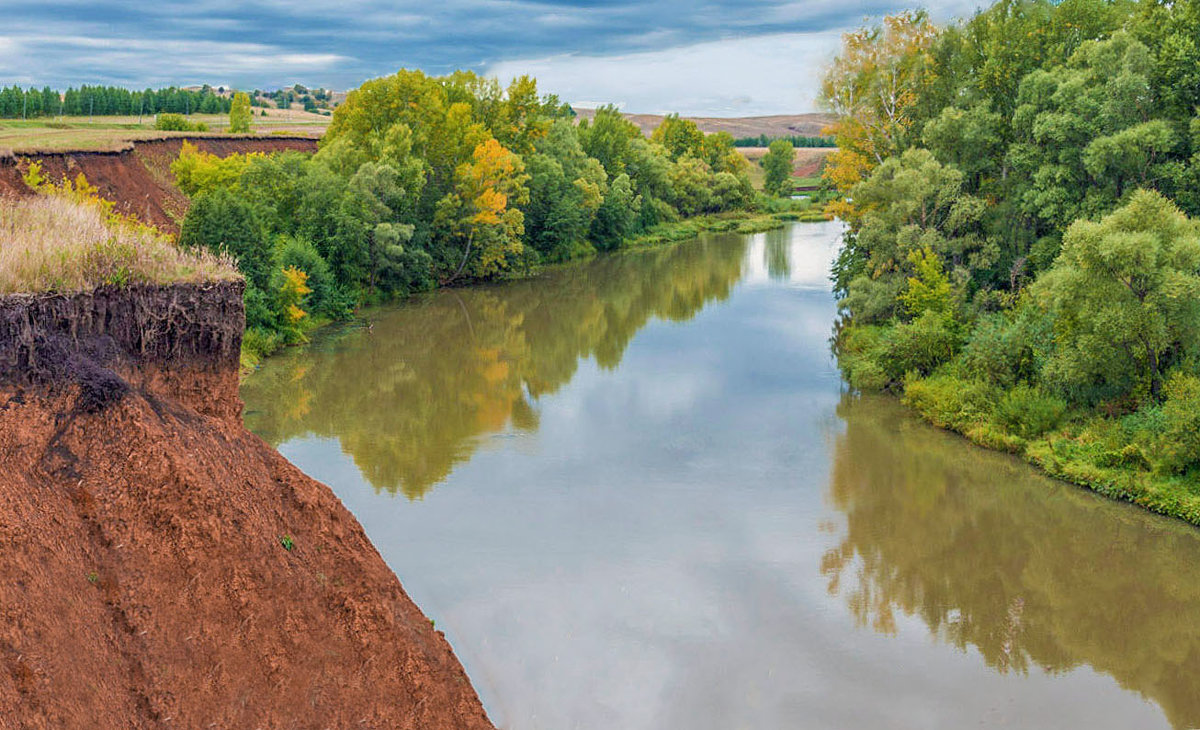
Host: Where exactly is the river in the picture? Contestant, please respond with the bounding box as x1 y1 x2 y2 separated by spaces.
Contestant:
242 222 1200 730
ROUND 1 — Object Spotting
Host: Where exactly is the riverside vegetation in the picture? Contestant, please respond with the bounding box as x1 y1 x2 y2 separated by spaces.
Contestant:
166 70 817 367
822 0 1200 520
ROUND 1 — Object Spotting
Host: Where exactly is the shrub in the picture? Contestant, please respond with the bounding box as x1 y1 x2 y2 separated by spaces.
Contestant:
878 312 963 381
242 326 285 361
1154 373 1200 474
155 114 208 132
960 305 1051 387
276 235 349 318
834 323 890 391
903 373 997 431
992 384 1067 438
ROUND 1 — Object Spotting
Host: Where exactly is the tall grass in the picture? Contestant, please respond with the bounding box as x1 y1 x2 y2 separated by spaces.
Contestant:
0 196 237 294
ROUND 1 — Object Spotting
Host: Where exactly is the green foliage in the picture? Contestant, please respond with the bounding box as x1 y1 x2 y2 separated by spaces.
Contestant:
732 134 836 148
993 385 1067 439
824 0 1200 522
650 114 705 160
761 139 795 197
1033 190 1200 402
155 113 208 132
1149 373 1200 475
899 246 952 317
180 187 271 289
879 312 963 381
279 535 294 551
173 69 756 359
229 91 252 133
0 84 232 119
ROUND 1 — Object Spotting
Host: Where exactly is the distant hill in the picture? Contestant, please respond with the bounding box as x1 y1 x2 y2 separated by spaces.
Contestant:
572 108 835 139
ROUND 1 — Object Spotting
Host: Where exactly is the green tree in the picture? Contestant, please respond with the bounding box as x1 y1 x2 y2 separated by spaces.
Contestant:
523 120 606 261
229 91 252 133
1034 190 1200 402
179 187 271 290
650 114 704 160
761 139 795 196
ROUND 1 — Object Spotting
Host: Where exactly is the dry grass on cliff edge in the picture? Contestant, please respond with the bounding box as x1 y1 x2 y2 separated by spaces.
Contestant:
0 195 238 294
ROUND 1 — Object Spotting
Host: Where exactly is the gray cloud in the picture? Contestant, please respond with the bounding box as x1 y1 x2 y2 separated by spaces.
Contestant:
0 0 983 113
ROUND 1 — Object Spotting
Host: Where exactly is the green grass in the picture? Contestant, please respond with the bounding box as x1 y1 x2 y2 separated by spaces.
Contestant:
0 113 327 153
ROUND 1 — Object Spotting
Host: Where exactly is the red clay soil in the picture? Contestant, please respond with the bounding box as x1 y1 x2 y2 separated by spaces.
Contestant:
0 136 318 233
0 284 494 730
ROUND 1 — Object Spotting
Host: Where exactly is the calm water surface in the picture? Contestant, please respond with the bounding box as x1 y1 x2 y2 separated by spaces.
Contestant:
243 223 1200 730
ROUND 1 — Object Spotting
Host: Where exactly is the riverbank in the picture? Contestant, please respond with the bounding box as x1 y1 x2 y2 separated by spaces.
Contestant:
899 372 1200 525
239 202 828 373
837 331 1200 527
0 257 494 723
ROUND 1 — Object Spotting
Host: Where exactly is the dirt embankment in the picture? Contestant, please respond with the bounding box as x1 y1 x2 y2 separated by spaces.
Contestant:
0 136 318 233
0 283 494 729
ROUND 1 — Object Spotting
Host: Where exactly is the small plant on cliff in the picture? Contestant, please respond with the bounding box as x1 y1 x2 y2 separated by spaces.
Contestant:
279 535 295 551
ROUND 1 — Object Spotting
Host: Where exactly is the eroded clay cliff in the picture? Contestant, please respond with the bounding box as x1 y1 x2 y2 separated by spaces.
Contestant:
0 283 494 729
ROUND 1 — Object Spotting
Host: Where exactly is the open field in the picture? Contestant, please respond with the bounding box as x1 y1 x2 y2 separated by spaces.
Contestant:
739 146 832 190
0 109 329 154
574 108 834 138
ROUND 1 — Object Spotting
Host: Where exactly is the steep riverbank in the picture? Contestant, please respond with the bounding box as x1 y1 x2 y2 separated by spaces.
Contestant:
0 135 318 232
0 282 493 728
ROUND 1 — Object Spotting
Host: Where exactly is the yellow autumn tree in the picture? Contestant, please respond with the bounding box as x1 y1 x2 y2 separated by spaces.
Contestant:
170 141 262 197
435 137 530 282
820 10 938 222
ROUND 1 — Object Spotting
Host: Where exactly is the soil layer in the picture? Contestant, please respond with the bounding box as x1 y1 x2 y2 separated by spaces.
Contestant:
0 284 494 729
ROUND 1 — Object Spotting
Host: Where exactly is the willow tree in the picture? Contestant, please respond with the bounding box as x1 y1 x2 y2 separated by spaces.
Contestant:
1035 190 1200 402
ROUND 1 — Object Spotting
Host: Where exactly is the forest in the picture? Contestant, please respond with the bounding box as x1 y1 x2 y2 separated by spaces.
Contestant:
170 70 776 365
0 84 234 118
823 0 1200 519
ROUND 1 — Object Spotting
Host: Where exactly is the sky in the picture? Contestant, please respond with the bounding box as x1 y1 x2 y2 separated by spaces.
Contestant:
0 0 982 116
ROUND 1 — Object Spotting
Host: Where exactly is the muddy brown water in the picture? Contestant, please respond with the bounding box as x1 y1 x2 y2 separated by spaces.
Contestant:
243 222 1200 730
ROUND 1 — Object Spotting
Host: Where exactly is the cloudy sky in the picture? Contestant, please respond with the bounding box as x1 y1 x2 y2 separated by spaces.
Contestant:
0 0 981 115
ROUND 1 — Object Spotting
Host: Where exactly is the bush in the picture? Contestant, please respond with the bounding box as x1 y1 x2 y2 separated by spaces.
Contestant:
276 235 349 318
1154 373 1200 474
155 114 208 132
902 373 997 431
878 312 963 381
835 323 891 391
992 384 1067 438
242 326 284 361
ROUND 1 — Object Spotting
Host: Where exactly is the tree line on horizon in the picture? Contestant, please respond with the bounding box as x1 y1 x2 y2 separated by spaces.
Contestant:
732 134 835 148
824 0 1200 512
0 84 240 119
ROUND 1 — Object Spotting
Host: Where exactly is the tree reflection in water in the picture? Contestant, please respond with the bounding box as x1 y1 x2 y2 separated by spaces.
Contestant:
242 233 749 499
824 393 1200 730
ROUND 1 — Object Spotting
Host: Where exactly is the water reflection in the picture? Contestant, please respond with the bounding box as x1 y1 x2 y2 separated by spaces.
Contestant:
825 394 1200 730
242 223 1195 728
243 233 750 498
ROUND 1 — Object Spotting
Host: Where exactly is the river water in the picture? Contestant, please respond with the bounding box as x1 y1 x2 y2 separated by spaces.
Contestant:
242 222 1200 730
